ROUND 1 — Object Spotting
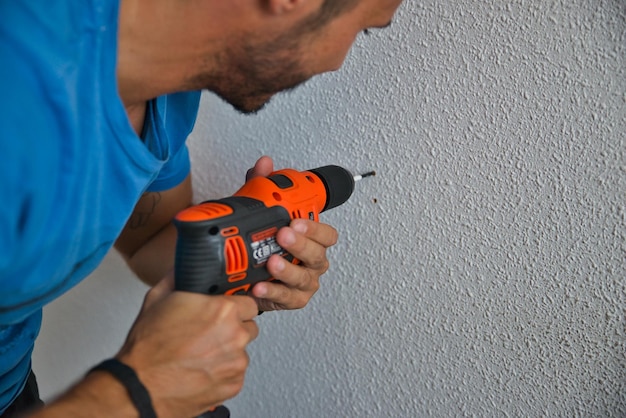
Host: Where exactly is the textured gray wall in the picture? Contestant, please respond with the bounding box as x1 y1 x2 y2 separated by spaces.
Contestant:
34 0 625 417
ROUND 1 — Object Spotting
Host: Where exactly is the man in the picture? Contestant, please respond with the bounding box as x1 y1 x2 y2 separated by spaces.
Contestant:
0 0 402 416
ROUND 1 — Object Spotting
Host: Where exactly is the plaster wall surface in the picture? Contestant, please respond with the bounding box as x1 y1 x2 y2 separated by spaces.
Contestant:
33 0 625 416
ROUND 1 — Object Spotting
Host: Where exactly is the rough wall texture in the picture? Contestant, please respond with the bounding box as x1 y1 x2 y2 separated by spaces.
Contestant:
34 0 625 417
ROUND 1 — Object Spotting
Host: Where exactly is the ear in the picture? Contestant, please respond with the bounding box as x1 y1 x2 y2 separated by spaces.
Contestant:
265 0 309 15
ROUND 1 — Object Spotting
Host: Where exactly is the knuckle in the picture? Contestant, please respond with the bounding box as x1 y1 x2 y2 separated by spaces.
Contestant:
240 352 250 371
211 298 240 324
298 272 320 301
310 272 321 291
308 280 320 295
320 258 330 272
249 322 259 339
218 298 237 314
291 296 307 310
233 327 250 347
220 381 245 403
230 380 246 398
309 254 329 271
230 351 249 374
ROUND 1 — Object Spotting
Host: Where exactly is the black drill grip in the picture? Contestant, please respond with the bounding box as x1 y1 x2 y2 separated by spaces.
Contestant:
174 218 226 294
174 197 291 295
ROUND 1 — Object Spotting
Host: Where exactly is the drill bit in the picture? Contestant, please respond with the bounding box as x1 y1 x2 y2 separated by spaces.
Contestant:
353 171 376 182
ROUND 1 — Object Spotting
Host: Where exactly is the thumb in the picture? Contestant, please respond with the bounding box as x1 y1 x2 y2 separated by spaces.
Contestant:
246 156 274 181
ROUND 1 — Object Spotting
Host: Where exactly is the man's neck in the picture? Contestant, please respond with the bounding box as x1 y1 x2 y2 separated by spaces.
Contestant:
115 0 246 108
116 0 177 107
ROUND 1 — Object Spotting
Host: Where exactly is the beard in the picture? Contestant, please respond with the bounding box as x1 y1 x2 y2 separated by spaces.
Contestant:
213 66 309 115
193 32 313 115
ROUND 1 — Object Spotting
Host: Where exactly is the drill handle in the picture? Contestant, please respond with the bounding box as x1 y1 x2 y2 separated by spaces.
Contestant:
174 218 225 294
173 197 292 295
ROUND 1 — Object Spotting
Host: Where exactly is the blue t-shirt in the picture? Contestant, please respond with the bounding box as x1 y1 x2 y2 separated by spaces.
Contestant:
0 1 201 412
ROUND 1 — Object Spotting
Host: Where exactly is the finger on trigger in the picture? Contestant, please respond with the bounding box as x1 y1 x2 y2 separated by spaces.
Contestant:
242 320 259 341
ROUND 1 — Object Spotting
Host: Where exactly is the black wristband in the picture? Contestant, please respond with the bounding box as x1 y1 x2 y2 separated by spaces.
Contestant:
89 358 157 418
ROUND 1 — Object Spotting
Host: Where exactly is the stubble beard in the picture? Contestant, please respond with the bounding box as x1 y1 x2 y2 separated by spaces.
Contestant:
194 33 312 115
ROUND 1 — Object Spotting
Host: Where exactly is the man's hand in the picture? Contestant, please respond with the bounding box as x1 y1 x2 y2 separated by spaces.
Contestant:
245 156 339 311
31 275 258 418
116 275 259 418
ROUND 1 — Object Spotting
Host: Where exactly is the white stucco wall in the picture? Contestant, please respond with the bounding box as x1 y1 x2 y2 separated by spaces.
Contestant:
33 1 625 416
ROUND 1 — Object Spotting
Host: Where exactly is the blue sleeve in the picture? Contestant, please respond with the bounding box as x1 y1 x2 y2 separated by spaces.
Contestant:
146 143 191 192
144 91 201 192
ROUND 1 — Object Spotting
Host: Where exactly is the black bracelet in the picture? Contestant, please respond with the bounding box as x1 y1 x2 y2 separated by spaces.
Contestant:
89 358 157 418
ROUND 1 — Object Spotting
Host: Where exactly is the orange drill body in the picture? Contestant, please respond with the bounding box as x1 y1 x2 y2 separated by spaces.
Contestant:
173 166 356 295
233 168 328 223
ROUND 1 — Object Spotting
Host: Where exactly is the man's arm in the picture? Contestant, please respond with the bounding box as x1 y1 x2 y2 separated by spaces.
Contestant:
114 174 193 286
29 277 259 418
29 371 139 418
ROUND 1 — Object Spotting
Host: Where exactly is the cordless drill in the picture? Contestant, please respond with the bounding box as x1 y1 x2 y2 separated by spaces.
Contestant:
173 165 374 295
173 165 373 418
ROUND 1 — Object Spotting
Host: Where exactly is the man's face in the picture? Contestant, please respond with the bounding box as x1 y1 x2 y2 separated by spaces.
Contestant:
204 0 403 114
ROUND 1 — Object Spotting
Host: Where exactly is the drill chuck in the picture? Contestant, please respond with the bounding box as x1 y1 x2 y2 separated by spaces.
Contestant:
308 165 355 212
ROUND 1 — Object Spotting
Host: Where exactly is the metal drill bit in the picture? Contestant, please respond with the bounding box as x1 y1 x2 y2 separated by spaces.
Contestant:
353 171 376 182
